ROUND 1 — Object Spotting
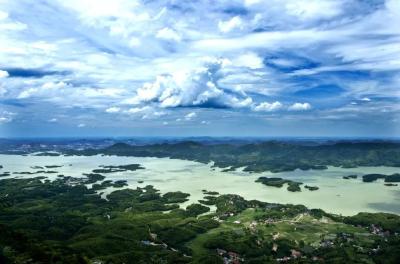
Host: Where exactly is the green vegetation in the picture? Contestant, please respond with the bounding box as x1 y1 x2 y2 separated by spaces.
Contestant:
92 164 145 174
112 180 128 188
385 173 400 182
185 204 211 217
287 182 302 192
1 176 400 263
0 172 10 177
163 191 190 203
343 174 358 179
362 173 400 183
344 212 400 232
304 185 319 191
362 174 387 182
82 173 106 184
255 177 288 187
91 180 114 190
45 165 63 168
34 152 61 156
55 173 129 190
199 195 218 206
202 190 219 195
31 166 44 169
255 177 304 192
60 141 400 173
13 170 59 175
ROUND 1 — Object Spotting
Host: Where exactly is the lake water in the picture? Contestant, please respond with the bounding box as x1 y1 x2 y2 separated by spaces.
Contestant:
1 154 399 216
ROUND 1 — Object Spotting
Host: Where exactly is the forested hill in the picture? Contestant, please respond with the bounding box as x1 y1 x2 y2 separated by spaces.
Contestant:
66 141 400 173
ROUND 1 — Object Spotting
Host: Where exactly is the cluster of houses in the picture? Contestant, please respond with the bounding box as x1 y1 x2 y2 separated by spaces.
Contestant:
249 221 257 230
370 224 390 237
216 248 244 264
275 249 303 262
212 212 236 223
276 250 327 263
141 240 167 248
264 218 279 225
58 175 86 186
319 239 334 248
141 230 169 250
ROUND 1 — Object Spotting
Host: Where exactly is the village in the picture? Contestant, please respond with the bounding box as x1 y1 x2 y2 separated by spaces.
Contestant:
190 199 400 264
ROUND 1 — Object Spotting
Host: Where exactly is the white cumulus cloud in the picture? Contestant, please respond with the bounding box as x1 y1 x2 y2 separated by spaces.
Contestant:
105 107 121 113
234 52 264 69
0 111 15 124
156 27 181 42
184 112 197 121
0 70 9 78
0 117 11 124
218 16 243 33
285 0 344 21
127 59 253 109
253 101 283 112
288 102 312 111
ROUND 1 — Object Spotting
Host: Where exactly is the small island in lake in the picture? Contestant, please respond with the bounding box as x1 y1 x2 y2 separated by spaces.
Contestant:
82 173 106 184
304 185 319 191
202 190 220 195
385 173 400 182
44 165 63 168
0 172 10 177
362 173 400 183
92 164 145 173
343 175 358 179
255 177 305 192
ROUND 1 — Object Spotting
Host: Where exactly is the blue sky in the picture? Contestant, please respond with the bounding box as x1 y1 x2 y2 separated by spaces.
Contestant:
0 0 399 137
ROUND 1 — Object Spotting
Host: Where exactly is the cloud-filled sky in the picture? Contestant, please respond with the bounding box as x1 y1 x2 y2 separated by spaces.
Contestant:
0 0 399 137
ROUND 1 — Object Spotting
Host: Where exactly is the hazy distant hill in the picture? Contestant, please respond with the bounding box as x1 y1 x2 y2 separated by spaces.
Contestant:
66 141 400 173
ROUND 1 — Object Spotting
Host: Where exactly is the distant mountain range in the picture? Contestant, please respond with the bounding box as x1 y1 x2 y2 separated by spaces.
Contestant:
1 139 395 173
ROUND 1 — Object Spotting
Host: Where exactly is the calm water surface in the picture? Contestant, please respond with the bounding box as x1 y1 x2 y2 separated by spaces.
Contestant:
1 154 399 216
